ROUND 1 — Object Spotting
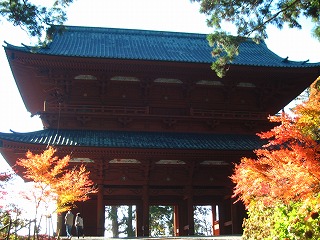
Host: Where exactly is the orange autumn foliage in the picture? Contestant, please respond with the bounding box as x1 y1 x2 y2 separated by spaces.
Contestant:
17 146 97 213
231 78 320 207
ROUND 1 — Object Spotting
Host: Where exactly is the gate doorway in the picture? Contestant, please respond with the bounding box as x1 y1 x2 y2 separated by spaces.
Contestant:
104 205 136 238
194 205 219 236
149 205 174 237
103 204 219 237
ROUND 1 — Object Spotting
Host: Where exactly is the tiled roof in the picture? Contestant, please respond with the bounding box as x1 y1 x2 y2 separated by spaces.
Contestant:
0 129 264 151
4 25 320 68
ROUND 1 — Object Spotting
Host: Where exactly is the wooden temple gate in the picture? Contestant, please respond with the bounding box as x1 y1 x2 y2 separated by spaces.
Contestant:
55 147 250 236
1 25 319 237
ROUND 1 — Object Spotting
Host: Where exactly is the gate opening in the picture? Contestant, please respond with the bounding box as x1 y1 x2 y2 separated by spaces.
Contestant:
149 205 174 237
194 205 219 236
104 205 136 238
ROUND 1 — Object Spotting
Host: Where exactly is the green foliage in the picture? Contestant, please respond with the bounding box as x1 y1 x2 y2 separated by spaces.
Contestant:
295 77 320 140
194 206 213 235
243 198 320 240
0 172 31 239
241 201 275 239
0 205 29 239
149 206 173 237
191 0 320 77
207 32 244 77
0 0 74 38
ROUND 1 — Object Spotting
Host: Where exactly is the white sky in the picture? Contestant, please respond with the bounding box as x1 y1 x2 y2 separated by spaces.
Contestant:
0 0 320 172
0 0 319 235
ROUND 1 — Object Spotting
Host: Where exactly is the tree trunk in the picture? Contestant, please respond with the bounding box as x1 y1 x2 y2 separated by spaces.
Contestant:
111 206 119 237
127 205 134 237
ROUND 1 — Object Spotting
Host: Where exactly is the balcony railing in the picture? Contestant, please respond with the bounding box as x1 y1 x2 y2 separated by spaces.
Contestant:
42 103 268 120
190 108 268 120
44 103 149 115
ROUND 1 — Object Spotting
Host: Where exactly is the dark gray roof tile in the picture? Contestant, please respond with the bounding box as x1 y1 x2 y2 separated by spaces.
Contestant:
4 26 320 68
0 129 264 151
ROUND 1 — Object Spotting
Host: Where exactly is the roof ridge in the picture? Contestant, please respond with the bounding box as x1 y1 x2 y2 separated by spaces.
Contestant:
62 25 208 39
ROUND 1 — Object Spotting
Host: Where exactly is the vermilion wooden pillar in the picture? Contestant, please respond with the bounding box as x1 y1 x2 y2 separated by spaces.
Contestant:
136 202 143 237
142 185 149 237
231 200 246 234
96 184 105 236
74 200 97 236
185 186 194 236
217 200 224 235
187 196 194 235
173 205 180 236
178 201 188 236
212 204 220 236
219 197 232 235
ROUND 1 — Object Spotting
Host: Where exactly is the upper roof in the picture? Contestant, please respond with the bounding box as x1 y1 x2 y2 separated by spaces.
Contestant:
0 129 264 151
4 25 320 68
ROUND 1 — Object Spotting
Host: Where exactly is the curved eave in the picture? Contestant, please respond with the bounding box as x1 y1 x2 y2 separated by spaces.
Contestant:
4 25 320 68
4 43 320 69
0 129 264 151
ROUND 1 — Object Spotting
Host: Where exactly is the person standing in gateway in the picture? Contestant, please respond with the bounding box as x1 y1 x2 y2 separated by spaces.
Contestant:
65 210 74 239
75 213 84 238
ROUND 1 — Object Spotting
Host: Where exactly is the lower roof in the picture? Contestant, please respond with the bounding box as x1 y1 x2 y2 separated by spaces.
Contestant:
0 129 264 151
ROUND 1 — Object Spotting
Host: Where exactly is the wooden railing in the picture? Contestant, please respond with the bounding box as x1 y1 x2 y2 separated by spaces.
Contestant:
42 103 268 120
190 108 268 120
44 104 149 115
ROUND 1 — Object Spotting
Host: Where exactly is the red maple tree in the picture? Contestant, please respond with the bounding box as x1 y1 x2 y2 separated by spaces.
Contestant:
231 77 320 238
232 77 320 207
17 146 97 213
